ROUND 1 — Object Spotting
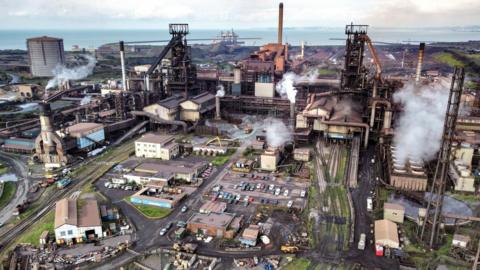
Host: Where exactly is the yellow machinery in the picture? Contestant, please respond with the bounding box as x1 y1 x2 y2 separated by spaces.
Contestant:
280 245 299 253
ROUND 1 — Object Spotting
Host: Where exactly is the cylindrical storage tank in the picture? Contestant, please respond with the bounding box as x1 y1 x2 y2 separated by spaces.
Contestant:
27 36 65 77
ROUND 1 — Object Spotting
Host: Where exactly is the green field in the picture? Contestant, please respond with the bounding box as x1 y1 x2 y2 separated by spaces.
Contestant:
0 163 8 175
127 198 172 219
284 258 311 270
318 69 338 76
0 182 17 210
433 52 465 67
17 210 55 246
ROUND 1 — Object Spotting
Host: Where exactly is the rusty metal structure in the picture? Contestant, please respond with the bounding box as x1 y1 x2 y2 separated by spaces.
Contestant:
420 67 465 248
127 24 197 98
340 24 368 93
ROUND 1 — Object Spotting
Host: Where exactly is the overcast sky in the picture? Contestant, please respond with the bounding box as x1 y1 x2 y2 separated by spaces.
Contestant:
1 0 479 29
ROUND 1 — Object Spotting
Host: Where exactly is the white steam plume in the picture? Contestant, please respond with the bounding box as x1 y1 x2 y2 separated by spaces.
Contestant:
264 118 292 148
216 84 225 97
46 54 97 90
80 96 92 105
393 82 449 164
276 69 318 103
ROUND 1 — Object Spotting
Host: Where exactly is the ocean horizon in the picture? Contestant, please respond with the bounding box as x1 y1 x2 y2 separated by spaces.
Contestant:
1 27 480 50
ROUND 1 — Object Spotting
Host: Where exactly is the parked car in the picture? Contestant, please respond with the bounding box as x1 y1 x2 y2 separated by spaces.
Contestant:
287 200 293 208
181 206 188 213
166 222 173 229
177 221 187 228
269 184 275 191
283 189 289 197
159 228 167 236
300 190 306 198
275 188 281 196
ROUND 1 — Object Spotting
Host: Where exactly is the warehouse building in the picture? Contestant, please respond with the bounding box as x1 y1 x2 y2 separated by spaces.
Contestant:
383 203 405 223
135 133 179 160
61 122 105 150
123 159 208 185
374 219 399 249
54 198 103 244
143 95 185 121
293 147 311 161
27 36 65 77
199 201 227 214
239 224 260 246
180 92 215 122
187 212 242 238
2 137 36 154
130 181 186 208
452 234 471 249
449 159 476 193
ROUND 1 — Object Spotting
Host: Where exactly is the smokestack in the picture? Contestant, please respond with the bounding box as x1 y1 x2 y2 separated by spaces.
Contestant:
278 3 284 45
234 65 241 84
215 96 221 120
300 41 305 60
119 41 127 91
415 43 425 83
290 102 295 128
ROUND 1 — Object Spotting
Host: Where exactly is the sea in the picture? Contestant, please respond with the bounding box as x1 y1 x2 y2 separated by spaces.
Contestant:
1 28 480 50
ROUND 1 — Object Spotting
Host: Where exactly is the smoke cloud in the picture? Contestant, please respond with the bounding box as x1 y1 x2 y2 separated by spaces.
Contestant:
393 82 449 164
264 118 292 148
80 96 92 105
276 69 318 104
46 54 97 90
215 84 225 97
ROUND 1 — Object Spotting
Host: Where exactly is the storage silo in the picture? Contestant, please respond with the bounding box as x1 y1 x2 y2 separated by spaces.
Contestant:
26 36 65 77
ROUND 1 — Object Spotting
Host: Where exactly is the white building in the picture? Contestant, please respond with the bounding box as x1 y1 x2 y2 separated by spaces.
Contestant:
54 198 103 244
135 133 179 160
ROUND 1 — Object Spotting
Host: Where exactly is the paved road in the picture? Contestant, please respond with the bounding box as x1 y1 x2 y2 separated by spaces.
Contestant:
0 152 31 224
345 145 399 269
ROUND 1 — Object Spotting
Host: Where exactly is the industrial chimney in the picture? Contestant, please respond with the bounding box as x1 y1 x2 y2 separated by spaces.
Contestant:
290 102 295 128
278 3 284 45
300 40 305 60
215 96 221 120
119 41 127 91
415 43 425 83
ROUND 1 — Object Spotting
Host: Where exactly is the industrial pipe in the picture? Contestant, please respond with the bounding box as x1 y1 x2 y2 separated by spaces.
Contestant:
131 111 188 132
321 120 370 148
278 3 284 45
119 41 127 91
383 110 392 129
369 98 392 128
415 43 425 83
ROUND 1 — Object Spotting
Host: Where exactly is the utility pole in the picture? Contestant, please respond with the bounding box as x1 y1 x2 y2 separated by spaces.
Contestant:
473 239 480 270
420 67 465 248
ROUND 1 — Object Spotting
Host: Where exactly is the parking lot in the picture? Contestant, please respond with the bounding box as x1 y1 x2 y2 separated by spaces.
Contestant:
205 171 310 209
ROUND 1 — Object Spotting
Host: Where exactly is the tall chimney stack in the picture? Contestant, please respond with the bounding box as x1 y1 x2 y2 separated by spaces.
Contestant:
415 43 425 83
119 41 127 91
290 102 295 128
278 3 284 45
215 96 221 120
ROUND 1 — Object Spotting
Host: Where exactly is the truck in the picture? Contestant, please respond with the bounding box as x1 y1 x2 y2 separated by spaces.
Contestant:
280 245 299 253
367 197 373 212
358 233 366 250
172 242 198 253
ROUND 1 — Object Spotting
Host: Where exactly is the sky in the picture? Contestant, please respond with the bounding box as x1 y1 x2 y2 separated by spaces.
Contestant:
1 0 479 29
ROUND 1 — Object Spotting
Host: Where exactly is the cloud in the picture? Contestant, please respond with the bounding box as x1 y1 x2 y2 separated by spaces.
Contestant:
0 0 478 29
364 0 480 27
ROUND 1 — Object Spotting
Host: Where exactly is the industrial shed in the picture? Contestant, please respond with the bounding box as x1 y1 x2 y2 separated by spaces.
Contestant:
374 219 399 249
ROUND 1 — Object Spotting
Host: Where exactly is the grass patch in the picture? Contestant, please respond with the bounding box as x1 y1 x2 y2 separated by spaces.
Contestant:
126 197 172 219
449 193 479 203
284 258 311 270
434 52 465 67
0 164 8 175
0 182 17 209
17 210 54 246
318 69 337 76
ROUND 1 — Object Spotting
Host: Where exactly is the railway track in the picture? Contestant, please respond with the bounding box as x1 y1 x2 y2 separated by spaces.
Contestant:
0 143 133 254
